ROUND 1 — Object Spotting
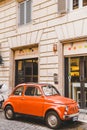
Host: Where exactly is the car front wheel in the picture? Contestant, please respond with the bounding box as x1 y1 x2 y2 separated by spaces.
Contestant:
5 106 14 120
45 111 61 129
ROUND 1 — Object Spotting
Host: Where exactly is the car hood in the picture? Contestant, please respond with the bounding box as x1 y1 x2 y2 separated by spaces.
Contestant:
45 95 76 105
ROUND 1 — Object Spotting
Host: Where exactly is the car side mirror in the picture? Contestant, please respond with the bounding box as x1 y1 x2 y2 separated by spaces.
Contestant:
41 95 44 98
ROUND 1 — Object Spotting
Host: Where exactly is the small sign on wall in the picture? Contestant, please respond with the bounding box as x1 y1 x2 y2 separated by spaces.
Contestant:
64 41 87 56
53 73 58 84
14 47 38 60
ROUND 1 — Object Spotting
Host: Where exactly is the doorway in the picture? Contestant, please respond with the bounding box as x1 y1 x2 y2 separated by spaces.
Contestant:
15 58 38 85
65 56 87 108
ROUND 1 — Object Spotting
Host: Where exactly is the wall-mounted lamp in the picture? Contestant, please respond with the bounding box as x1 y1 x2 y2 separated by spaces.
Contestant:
29 48 34 52
53 43 57 52
70 42 73 47
19 49 23 52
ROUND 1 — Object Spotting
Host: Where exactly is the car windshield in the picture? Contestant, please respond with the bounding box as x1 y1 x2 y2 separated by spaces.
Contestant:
42 85 60 96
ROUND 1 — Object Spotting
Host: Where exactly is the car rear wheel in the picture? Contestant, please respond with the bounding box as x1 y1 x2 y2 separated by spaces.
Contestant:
45 111 61 129
5 106 14 120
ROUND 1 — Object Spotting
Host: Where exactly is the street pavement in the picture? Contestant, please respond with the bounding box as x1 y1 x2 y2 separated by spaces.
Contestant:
0 109 87 130
78 109 87 123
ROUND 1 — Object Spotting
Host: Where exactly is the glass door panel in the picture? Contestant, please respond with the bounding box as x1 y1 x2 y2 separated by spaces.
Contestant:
24 62 33 82
69 58 80 104
24 59 38 82
70 58 80 82
84 84 87 107
15 60 25 85
84 57 87 108
15 58 38 85
33 59 38 82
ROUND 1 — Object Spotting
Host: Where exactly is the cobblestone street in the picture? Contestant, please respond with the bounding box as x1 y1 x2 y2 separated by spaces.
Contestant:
0 110 87 130
0 110 49 130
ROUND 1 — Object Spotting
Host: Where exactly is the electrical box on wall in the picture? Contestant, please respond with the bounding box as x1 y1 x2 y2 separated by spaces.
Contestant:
54 73 58 84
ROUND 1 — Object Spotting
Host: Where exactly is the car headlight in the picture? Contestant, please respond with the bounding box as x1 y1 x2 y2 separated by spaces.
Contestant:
65 106 69 111
77 103 80 109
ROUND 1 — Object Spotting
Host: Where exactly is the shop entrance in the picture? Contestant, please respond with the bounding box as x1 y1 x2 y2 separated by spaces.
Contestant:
65 56 87 108
15 58 38 85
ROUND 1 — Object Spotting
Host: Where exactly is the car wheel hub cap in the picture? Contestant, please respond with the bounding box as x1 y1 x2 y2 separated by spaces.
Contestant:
48 115 57 127
6 109 13 119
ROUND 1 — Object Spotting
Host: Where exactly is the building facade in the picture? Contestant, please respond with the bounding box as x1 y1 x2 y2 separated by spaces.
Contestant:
0 0 87 109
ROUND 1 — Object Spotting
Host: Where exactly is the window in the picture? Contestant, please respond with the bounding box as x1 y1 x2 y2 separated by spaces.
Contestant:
42 85 60 96
73 0 78 9
25 86 42 96
19 0 32 25
69 0 87 10
83 0 87 6
14 86 24 95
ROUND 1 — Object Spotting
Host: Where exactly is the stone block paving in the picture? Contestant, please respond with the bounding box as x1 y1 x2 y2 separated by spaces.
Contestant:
0 116 50 130
0 109 87 130
78 109 87 123
0 119 48 130
0 110 50 130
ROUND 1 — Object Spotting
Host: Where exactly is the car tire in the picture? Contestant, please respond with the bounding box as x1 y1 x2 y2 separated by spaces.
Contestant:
5 106 14 120
45 111 61 129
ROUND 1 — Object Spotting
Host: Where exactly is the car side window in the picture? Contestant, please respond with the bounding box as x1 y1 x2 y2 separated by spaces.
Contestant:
25 86 41 96
14 86 24 96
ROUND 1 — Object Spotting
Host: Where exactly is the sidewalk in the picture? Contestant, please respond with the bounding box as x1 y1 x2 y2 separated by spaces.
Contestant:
78 109 87 123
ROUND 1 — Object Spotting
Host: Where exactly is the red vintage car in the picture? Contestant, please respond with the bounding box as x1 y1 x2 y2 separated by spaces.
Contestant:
3 83 79 129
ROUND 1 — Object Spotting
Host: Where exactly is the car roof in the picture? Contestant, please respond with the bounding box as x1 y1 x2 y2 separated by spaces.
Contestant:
16 82 51 87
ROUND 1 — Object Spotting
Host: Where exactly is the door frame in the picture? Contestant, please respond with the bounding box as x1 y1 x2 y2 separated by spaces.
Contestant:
65 56 87 108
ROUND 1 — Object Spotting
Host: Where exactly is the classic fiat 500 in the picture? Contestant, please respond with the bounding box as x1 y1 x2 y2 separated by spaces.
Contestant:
3 83 79 129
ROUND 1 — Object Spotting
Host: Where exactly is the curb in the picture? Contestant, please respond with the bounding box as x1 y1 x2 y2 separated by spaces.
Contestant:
78 119 87 123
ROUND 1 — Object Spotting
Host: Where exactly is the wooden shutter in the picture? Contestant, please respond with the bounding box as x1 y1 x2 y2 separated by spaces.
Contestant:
58 0 68 14
26 0 32 23
19 2 25 25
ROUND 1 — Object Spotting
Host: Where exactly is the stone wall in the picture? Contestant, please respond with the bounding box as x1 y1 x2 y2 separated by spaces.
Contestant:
0 0 87 94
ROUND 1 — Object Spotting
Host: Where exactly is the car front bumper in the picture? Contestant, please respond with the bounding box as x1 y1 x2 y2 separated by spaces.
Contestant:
64 112 79 121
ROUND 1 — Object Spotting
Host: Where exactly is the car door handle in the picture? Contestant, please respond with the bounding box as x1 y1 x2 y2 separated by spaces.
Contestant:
21 98 25 100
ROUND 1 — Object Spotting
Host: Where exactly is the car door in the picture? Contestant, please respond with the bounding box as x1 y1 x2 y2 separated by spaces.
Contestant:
21 85 44 117
11 85 24 113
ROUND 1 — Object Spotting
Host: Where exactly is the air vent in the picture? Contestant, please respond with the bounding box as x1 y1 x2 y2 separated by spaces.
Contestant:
58 0 68 14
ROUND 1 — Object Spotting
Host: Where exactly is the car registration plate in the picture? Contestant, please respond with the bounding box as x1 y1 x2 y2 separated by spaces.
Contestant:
72 116 78 121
